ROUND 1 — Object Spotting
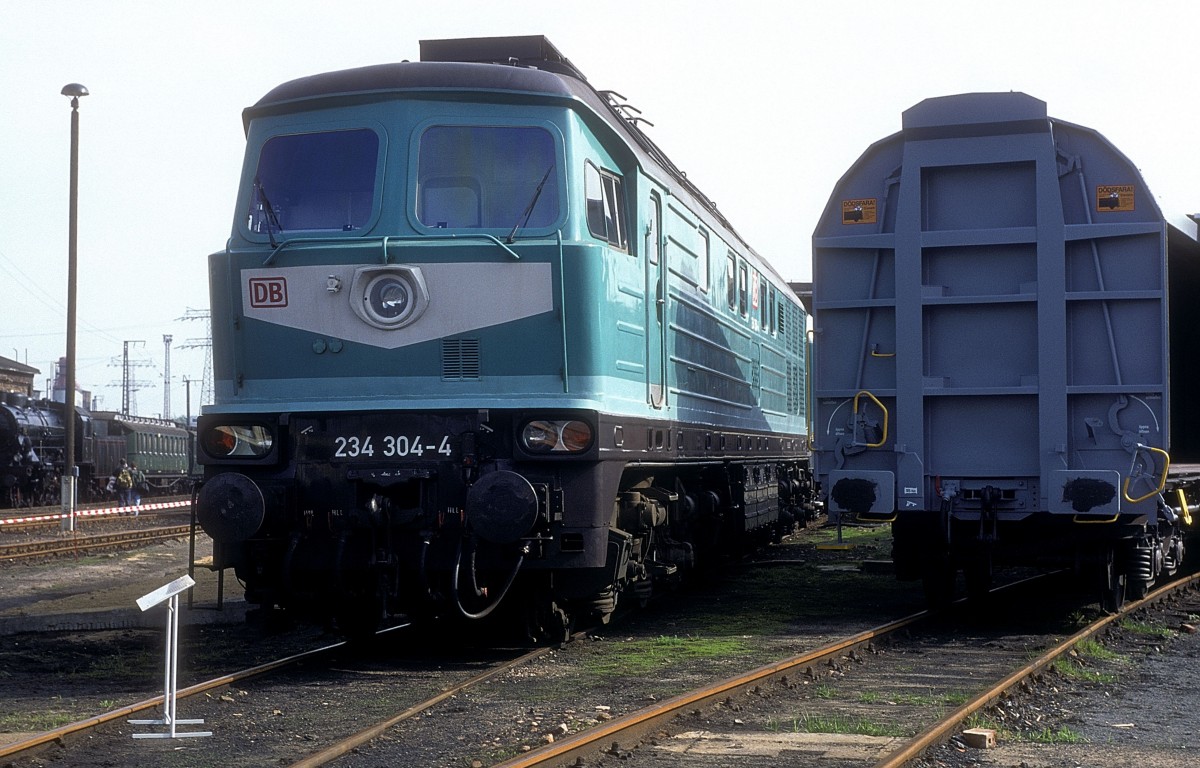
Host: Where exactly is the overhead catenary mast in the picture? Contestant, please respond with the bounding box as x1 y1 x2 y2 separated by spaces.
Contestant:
163 334 173 420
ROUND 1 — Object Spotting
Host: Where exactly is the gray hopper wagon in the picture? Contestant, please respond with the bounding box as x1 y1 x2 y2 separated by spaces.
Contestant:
812 91 1200 611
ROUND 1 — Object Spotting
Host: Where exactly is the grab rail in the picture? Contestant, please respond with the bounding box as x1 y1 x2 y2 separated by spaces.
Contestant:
1177 488 1193 527
853 390 888 448
1123 444 1169 504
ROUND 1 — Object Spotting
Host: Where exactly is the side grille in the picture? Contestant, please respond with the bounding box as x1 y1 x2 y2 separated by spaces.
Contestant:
442 338 481 380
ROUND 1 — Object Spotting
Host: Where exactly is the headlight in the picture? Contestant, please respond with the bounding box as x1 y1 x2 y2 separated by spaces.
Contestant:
365 273 415 323
520 419 593 454
201 424 275 458
351 266 429 330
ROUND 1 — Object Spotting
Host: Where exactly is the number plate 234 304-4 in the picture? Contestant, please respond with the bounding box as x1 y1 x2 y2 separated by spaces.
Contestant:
332 434 453 460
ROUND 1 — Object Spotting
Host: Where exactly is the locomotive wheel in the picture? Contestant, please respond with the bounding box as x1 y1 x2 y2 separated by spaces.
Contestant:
1098 546 1126 614
525 598 572 646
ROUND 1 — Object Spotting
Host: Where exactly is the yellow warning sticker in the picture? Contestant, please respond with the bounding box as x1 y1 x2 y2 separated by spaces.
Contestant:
842 198 877 225
1096 185 1135 212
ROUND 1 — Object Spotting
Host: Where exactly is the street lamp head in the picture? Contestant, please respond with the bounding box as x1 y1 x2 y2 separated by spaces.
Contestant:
61 83 89 99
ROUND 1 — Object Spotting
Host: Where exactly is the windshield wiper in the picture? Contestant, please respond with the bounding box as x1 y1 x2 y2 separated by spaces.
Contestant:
255 178 284 248
506 163 555 244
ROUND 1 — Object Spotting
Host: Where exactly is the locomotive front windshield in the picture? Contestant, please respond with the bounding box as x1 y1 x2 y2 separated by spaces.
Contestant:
416 125 559 230
248 129 379 234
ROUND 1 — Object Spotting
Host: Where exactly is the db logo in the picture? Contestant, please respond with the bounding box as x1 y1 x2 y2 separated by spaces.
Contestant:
249 277 288 308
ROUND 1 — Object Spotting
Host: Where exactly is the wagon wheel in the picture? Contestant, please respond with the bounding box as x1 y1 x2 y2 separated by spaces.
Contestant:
1127 578 1150 601
1098 545 1126 614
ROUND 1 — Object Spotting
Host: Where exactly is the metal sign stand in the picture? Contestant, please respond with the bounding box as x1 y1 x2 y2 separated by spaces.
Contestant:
129 575 213 739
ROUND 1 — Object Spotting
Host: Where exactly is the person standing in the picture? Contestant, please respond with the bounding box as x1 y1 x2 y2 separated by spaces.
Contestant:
115 460 134 510
130 461 146 514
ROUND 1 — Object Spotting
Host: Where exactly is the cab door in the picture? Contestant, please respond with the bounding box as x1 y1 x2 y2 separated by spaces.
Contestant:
646 192 666 408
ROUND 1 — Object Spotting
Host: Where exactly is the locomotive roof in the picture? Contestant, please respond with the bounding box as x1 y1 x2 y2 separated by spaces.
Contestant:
247 60 578 115
244 37 783 282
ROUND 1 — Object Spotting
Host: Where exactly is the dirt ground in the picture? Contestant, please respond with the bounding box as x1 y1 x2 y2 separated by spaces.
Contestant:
0 534 230 625
919 589 1200 768
3 533 1200 767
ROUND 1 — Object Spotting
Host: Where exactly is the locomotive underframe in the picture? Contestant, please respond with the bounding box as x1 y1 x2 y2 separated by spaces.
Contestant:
199 409 814 639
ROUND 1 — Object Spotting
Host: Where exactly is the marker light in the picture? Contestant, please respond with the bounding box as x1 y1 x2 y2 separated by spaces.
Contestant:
201 424 275 458
520 419 593 454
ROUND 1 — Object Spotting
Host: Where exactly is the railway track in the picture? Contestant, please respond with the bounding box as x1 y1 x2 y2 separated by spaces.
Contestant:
0 637 349 762
487 575 1200 768
264 573 1196 768
0 524 194 561
3 530 1194 767
0 623 564 767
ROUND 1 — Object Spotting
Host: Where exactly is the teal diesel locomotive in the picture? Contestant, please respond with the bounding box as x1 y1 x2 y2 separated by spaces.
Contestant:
195 37 815 639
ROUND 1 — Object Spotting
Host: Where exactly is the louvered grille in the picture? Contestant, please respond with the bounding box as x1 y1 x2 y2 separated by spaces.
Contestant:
442 339 481 380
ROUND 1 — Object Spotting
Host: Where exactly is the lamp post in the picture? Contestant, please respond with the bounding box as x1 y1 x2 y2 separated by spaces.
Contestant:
61 82 88 533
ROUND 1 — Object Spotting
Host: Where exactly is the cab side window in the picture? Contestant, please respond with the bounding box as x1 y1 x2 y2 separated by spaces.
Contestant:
585 163 627 250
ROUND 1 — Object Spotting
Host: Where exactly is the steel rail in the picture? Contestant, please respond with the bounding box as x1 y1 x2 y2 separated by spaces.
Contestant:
0 525 194 561
489 572 1198 768
874 571 1200 768
287 637 582 768
491 610 933 768
0 638 348 761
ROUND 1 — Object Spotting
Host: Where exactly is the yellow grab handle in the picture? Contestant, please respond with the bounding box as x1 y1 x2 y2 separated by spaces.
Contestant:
1123 444 1170 504
853 390 888 448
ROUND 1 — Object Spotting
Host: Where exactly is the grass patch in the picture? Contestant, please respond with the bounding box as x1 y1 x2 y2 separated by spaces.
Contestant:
941 691 971 706
964 714 1084 744
778 712 911 737
1117 619 1173 640
1073 638 1124 664
1052 659 1118 685
671 566 814 634
1023 725 1085 743
0 709 79 732
809 524 892 549
583 635 749 678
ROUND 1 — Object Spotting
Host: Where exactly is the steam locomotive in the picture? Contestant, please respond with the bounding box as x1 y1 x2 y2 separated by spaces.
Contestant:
1 392 193 508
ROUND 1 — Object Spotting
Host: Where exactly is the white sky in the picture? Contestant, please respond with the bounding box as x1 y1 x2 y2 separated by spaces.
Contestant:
2 0 1197 417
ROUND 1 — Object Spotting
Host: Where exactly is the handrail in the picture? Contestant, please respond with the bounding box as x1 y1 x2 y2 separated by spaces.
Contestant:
1123 444 1170 504
805 327 815 451
261 232 523 266
1177 488 1193 527
853 390 888 448
1072 511 1119 525
555 230 568 393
